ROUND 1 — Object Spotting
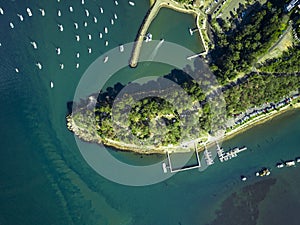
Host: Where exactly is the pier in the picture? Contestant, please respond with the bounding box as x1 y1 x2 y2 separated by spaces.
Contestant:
203 144 214 166
217 144 247 162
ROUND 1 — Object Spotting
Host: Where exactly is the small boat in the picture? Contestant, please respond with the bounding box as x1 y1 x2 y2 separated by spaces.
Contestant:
57 9 61 17
15 68 19 73
30 41 37 49
36 62 42 70
99 7 103 14
39 8 45 16
255 168 271 177
58 24 63 31
99 32 102 39
26 8 33 17
9 22 14 29
296 157 300 163
17 14 24 21
59 63 64 69
276 163 284 168
76 63 79 69
285 160 295 167
111 19 114 25
85 9 89 17
88 34 92 40
104 27 108 33
93 17 97 23
241 175 247 181
114 13 118 19
56 47 61 55
162 162 167 173
0 7 4 15
103 56 108 63
81 0 85 5
114 0 119 6
50 81 54 89
105 40 108 46
76 52 80 58
129 1 135 6
145 33 152 42
75 35 80 42
84 21 88 27
69 6 73 12
119 44 124 52
88 47 92 54
74 22 78 29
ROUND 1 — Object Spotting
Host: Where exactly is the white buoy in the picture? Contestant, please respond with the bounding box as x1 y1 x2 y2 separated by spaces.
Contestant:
104 27 108 34
30 41 37 49
99 32 102 39
36 62 42 70
99 7 103 14
9 22 14 29
69 6 73 12
111 19 114 25
15 68 19 73
76 63 80 69
74 22 78 29
56 47 61 55
76 52 80 58
57 9 61 17
115 0 119 6
84 21 88 27
17 14 24 21
39 8 45 16
105 40 108 46
93 16 97 23
59 63 64 69
50 81 54 89
85 9 89 17
75 35 80 42
88 47 92 54
0 7 4 15
26 8 32 17
58 24 63 31
88 34 92 40
114 13 118 19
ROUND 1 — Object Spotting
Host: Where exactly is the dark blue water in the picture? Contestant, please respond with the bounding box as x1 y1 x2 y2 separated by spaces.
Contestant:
1 1 300 225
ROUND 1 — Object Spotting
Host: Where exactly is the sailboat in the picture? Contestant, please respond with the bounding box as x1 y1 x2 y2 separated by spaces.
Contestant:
104 27 108 34
9 22 14 29
39 8 45 16
129 1 135 6
85 9 89 17
69 6 73 12
88 34 92 40
93 17 97 23
0 7 4 15
58 24 63 31
15 68 19 73
74 22 78 29
50 81 54 89
59 63 64 69
36 62 42 70
75 35 80 42
115 1 119 6
84 21 88 27
30 41 37 49
26 8 33 17
99 32 102 39
76 52 80 58
88 48 92 54
111 19 114 25
76 63 80 69
17 14 24 21
99 7 103 14
56 47 61 55
114 13 118 19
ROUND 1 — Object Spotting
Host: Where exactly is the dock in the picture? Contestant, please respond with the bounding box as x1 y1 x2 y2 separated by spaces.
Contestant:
203 144 214 166
217 144 247 162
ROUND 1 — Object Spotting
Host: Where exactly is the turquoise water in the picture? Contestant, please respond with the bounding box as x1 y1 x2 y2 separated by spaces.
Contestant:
0 1 300 225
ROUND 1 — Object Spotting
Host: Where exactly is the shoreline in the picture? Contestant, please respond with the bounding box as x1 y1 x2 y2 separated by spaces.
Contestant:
67 102 300 155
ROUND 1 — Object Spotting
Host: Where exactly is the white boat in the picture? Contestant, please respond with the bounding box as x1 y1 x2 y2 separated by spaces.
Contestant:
17 14 24 21
296 158 300 163
26 8 32 17
59 63 64 69
129 1 135 6
58 24 63 31
56 47 61 55
50 81 54 89
9 22 14 29
93 16 97 23
85 9 89 17
76 63 80 69
114 13 118 19
75 35 80 41
0 7 4 15
276 163 284 168
74 22 78 29
36 62 42 70
119 44 124 52
104 27 108 33
99 7 103 14
88 47 92 54
69 6 73 12
145 33 152 42
105 40 108 46
111 19 114 25
0 43 2 46
76 52 80 58
15 68 19 73
39 8 45 16
99 32 102 39
103 56 108 63
115 1 119 6
285 160 295 167
81 0 85 5
30 41 37 49
84 21 88 27
88 34 92 40
57 9 61 17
